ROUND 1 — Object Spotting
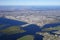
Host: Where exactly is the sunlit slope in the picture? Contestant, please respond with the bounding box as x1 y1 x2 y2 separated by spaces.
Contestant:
42 26 60 31
0 26 25 34
17 35 34 40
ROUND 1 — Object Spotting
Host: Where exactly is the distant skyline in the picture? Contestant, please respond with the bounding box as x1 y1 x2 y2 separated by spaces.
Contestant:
0 0 60 6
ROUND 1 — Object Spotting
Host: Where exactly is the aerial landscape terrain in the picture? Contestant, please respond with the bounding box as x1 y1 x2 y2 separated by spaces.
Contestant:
0 6 60 40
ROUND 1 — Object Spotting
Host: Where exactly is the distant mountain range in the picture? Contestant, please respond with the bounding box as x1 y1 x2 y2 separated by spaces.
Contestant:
0 6 60 10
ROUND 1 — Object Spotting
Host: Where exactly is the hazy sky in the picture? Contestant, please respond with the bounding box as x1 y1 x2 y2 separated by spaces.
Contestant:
0 0 60 6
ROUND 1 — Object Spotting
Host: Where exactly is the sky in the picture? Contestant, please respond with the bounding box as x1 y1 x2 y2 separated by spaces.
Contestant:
0 0 60 6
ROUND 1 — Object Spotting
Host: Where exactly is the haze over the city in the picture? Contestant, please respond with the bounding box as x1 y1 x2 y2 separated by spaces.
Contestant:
0 0 60 6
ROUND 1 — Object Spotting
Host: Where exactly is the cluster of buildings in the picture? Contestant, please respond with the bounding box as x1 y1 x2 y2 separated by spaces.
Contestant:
36 32 60 40
4 15 57 26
